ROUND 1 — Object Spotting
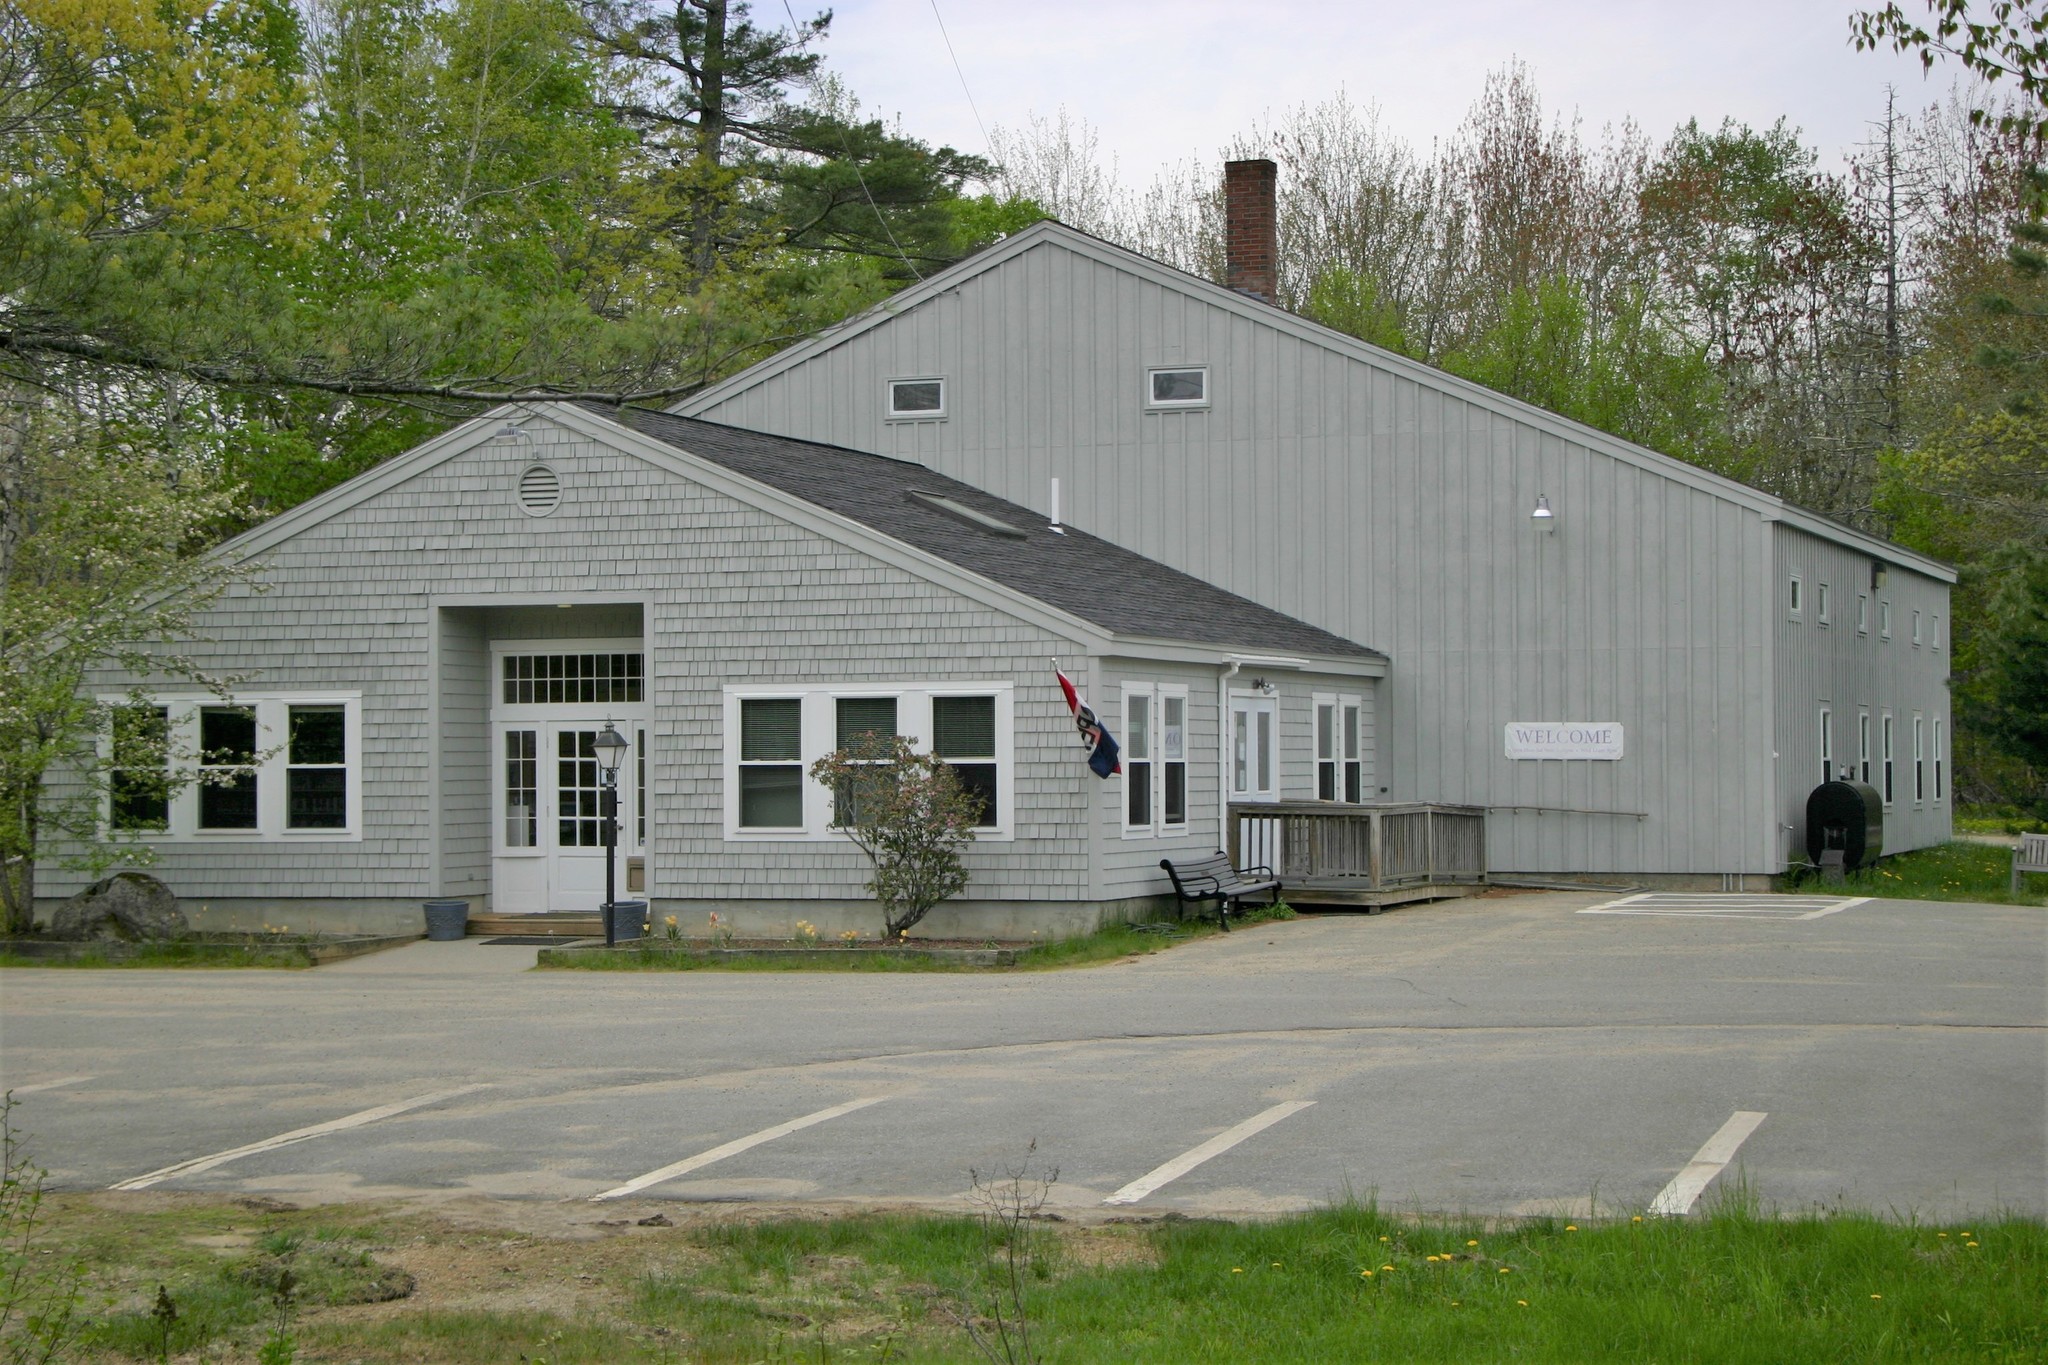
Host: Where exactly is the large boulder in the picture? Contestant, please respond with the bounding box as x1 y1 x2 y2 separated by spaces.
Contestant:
47 873 186 942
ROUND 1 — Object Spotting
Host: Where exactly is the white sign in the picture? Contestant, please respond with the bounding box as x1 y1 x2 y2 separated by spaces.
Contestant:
1506 722 1624 760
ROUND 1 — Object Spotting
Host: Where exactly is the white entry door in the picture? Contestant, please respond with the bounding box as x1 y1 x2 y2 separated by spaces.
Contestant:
1229 696 1278 803
494 721 643 912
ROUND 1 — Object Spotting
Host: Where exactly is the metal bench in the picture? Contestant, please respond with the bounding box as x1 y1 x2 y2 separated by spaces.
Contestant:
2014 832 2048 896
1159 852 1281 932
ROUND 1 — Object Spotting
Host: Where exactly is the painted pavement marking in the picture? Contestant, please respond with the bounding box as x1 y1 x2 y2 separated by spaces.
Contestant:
1648 1110 1769 1216
590 1096 891 1202
110 1084 492 1191
1102 1101 1316 1207
5 1076 94 1095
1582 893 1869 920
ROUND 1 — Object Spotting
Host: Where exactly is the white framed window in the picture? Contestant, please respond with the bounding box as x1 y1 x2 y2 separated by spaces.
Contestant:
722 684 1013 840
1934 718 1945 802
1932 615 1941 651
1145 366 1209 408
1789 574 1804 617
886 377 946 419
1857 594 1869 634
1880 600 1893 640
1816 582 1831 625
1857 709 1871 786
1912 610 1923 646
104 693 363 840
1314 693 1366 802
1882 712 1896 807
1122 682 1191 836
1818 706 1833 787
1913 713 1925 803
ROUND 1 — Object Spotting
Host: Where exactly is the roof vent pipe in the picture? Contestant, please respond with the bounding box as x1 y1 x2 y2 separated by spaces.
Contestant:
1049 477 1065 534
1224 158 1279 305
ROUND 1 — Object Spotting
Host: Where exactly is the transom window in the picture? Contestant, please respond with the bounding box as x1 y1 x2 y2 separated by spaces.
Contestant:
502 652 642 705
1146 367 1209 407
887 378 945 418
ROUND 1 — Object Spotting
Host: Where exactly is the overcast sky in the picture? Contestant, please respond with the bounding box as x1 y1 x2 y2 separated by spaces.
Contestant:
813 0 1957 186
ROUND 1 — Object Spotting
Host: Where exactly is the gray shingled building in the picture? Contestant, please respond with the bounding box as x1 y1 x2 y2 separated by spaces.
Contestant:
51 402 1383 936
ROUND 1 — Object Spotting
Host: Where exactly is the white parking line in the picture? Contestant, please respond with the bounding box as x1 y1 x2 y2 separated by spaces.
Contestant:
110 1084 491 1191
1582 893 1867 920
590 1096 891 1202
6 1076 93 1095
1102 1101 1316 1207
1648 1110 1768 1216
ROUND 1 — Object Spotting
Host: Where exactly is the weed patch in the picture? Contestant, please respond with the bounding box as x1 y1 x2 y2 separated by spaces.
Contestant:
1784 840 2044 905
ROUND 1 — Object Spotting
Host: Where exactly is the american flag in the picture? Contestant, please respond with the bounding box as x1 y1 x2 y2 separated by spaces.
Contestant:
1055 664 1121 778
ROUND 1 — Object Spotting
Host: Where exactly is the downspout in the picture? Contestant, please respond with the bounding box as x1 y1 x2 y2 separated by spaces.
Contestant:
1219 660 1241 847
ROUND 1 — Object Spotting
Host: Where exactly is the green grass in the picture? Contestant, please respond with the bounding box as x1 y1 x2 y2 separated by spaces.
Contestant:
22 1193 2046 1363
0 941 321 968
1784 840 2045 906
539 906 1298 974
1955 802 2048 837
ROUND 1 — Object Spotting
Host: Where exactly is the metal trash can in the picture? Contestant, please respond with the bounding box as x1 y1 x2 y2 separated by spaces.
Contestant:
604 899 648 944
423 899 469 941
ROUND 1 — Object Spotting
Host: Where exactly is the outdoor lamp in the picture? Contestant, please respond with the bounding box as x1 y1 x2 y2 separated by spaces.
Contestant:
593 724 630 944
1871 560 1888 590
1531 494 1554 522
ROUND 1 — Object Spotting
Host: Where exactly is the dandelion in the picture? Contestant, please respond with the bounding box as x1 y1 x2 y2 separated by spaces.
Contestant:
1426 1255 1440 1262
1517 1300 1528 1307
1382 1265 1394 1272
1871 1294 1882 1300
1565 1224 1578 1232
1231 1267 1243 1274
1632 1216 1643 1223
1938 1232 1948 1238
1467 1239 1480 1247
1499 1268 1511 1274
1271 1262 1281 1268
1967 1241 1979 1248
1379 1235 1390 1242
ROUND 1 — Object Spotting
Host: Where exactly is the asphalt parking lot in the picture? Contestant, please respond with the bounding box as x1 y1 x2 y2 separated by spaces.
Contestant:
2 890 2042 1222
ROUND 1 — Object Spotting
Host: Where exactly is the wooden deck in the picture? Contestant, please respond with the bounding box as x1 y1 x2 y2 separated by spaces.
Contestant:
464 911 604 938
1228 801 1487 909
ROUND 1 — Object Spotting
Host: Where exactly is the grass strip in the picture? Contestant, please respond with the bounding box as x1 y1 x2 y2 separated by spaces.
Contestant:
20 1194 2043 1363
1784 839 2045 906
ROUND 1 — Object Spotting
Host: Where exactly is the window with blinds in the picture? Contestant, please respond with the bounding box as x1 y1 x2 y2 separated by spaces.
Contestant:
934 696 998 827
739 698 803 828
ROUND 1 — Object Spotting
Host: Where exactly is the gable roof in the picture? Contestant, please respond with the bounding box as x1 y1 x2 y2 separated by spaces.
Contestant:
593 404 1384 663
676 219 1954 584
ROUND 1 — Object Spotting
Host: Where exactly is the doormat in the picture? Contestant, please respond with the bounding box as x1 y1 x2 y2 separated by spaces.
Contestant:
480 934 600 945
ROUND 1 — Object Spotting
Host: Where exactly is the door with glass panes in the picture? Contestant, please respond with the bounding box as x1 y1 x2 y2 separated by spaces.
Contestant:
1229 695 1278 803
489 645 648 913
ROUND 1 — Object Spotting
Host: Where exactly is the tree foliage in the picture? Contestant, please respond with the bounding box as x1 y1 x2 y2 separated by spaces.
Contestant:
808 733 980 939
1853 1 2048 141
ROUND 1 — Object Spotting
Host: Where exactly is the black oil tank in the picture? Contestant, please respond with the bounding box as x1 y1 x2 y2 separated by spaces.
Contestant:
1805 780 1884 869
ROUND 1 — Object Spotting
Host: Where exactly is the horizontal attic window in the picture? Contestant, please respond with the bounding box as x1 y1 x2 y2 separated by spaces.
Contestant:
906 489 1027 538
888 378 945 418
1147 366 1208 407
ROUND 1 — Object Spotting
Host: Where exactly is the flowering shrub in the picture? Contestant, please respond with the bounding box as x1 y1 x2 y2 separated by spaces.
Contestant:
808 733 979 938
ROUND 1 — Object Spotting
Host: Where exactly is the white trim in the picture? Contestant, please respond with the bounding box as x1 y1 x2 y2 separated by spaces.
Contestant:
102 692 364 841
1818 705 1833 787
721 682 1015 842
1912 609 1923 646
1816 581 1831 626
886 376 947 421
1857 593 1870 634
674 219 1955 583
1880 600 1893 640
1788 574 1804 619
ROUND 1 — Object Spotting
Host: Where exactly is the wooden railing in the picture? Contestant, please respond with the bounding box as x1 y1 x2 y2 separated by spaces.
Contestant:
1228 801 1487 894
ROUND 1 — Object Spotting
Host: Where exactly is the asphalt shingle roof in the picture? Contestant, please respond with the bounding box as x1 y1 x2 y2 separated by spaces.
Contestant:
593 405 1383 662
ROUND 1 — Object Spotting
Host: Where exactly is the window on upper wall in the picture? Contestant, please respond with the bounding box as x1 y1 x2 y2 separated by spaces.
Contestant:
1932 615 1941 650
1912 610 1923 646
1314 694 1366 802
109 704 170 832
1819 706 1833 787
1816 583 1831 625
1857 594 1869 634
1913 714 1926 802
1145 366 1209 408
933 695 998 828
1122 682 1191 835
1789 575 1804 616
1857 710 1871 786
1880 601 1893 639
1934 718 1945 801
887 378 945 419
724 687 1013 839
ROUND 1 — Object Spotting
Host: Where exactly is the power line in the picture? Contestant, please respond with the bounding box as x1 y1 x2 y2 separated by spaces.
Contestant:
928 0 994 161
778 0 923 281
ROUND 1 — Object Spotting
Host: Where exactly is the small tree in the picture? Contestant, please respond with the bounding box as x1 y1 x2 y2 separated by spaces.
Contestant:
808 732 979 938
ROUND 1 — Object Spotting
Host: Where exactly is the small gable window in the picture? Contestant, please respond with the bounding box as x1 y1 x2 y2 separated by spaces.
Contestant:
887 378 945 419
1147 367 1208 408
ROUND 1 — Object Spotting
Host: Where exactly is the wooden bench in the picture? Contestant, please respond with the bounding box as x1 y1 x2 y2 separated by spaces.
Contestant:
2014 832 2048 896
1159 852 1281 931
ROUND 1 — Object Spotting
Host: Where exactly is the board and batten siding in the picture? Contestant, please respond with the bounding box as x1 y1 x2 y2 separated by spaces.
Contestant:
59 415 1107 909
1771 524 1952 862
687 236 1785 874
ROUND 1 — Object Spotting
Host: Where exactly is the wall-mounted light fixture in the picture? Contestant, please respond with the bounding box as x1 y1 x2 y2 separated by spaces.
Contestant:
1531 494 1555 533
1249 677 1276 696
1870 559 1888 590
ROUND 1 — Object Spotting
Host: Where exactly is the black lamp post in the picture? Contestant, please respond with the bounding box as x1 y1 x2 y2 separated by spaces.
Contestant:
593 723 630 945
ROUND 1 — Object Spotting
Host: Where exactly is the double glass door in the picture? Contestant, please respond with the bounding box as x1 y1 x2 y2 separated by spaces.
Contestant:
494 721 643 912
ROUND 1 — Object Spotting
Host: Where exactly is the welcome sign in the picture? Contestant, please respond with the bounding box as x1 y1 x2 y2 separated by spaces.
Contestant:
1506 722 1624 760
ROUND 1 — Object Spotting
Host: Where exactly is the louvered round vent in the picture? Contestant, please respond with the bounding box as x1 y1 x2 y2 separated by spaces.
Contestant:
517 464 561 517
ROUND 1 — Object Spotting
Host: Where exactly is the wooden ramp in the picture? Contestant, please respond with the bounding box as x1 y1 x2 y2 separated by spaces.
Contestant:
463 912 604 939
1288 882 1485 912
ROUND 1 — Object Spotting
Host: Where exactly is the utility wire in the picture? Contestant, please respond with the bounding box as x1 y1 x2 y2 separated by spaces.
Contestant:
928 0 994 160
779 0 923 281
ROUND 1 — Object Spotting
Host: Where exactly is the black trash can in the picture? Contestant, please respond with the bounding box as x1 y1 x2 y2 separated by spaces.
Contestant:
423 899 469 941
604 900 648 944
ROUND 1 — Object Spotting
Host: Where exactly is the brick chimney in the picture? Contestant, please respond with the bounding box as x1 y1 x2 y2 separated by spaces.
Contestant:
1223 158 1278 305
